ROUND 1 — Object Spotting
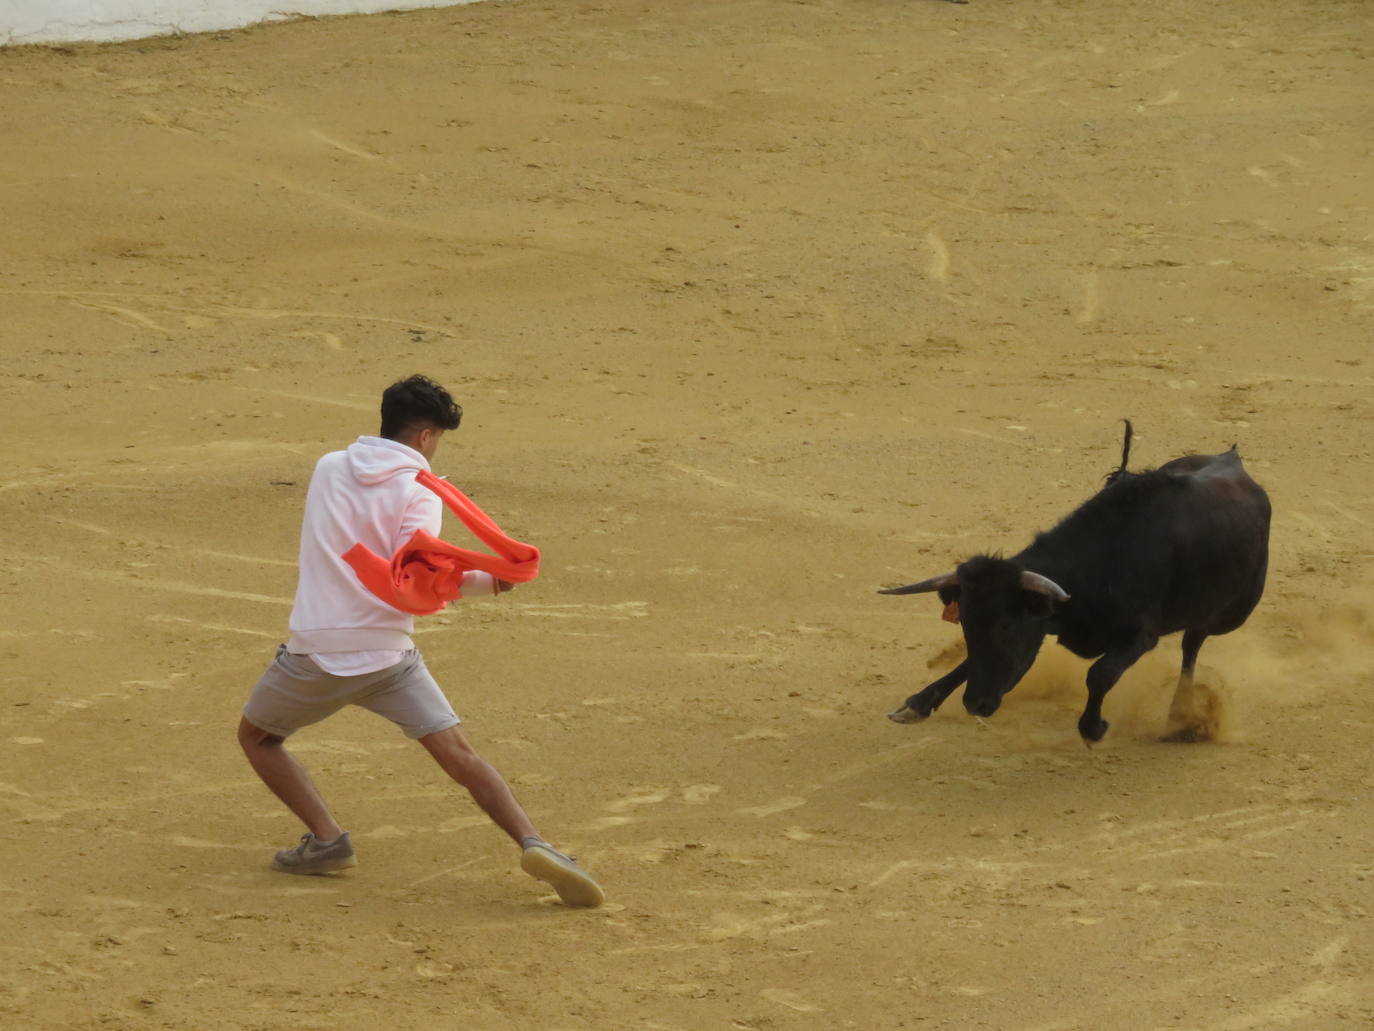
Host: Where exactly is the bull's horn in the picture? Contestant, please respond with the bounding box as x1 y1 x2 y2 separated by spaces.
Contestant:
877 572 957 595
1020 570 1070 602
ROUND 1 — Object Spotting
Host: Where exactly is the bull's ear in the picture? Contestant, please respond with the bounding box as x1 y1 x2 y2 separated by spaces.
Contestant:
936 585 962 624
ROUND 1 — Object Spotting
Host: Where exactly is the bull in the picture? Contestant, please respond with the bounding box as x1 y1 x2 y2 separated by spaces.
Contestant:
880 423 1271 743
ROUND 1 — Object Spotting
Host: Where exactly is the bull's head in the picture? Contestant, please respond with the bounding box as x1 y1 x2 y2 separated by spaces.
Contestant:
880 556 1069 718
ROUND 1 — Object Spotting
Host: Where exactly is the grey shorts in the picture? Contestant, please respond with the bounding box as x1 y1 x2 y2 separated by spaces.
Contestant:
243 645 460 740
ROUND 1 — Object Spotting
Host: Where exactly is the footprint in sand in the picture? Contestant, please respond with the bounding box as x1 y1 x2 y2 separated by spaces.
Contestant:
732 727 788 742
585 787 674 830
171 835 257 850
436 814 489 833
761 988 822 1013
289 330 344 351
782 827 846 847
736 796 806 819
604 788 673 813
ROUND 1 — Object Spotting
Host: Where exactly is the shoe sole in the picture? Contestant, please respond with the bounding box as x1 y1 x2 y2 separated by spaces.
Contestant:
521 846 605 908
272 853 358 875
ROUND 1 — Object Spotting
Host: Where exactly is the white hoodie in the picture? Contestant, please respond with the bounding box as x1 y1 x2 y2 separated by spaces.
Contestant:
285 436 494 664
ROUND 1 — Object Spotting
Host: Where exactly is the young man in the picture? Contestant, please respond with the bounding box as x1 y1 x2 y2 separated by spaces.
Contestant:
238 374 603 907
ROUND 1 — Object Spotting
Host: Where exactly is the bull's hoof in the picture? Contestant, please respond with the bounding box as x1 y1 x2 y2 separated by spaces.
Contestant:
1079 718 1110 743
1160 723 1207 744
887 706 928 725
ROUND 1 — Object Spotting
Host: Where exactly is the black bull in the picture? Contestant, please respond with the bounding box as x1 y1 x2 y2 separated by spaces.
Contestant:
880 435 1271 743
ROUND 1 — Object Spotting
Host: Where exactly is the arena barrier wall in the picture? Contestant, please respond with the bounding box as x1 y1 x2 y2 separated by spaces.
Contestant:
2 0 486 45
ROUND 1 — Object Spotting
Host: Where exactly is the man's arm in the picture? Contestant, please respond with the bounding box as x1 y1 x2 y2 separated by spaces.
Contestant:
459 571 515 597
398 485 515 598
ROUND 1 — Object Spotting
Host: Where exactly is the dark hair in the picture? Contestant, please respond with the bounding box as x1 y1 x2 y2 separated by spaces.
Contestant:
379 375 463 439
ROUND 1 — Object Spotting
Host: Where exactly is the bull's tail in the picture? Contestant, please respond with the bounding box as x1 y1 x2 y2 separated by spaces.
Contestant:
1104 419 1134 485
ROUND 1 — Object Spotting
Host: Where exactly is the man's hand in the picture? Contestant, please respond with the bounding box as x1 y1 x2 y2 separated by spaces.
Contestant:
495 579 517 594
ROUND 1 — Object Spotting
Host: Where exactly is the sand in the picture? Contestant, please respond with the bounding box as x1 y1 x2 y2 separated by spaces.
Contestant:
3 1 1373 1027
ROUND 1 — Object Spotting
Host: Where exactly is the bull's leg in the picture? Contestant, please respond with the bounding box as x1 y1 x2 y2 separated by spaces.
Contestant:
1163 629 1208 742
1079 634 1158 743
888 660 969 725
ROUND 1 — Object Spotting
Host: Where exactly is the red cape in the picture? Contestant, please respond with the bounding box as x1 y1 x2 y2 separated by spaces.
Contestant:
342 470 539 615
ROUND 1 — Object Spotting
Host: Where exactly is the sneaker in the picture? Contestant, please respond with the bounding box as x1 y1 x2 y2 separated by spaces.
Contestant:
272 832 357 875
520 841 604 908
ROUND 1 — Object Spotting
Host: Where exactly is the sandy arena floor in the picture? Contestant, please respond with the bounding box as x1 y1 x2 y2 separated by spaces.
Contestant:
3 1 1373 1027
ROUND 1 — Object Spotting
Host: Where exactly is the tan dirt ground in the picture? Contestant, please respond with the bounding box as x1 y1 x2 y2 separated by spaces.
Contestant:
3 1 1373 1028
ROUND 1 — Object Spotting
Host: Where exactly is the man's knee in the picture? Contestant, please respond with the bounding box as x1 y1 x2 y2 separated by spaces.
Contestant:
238 717 284 752
421 727 486 781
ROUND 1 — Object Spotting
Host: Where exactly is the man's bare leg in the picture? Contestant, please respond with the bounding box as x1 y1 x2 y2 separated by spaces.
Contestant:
237 716 345 842
418 725 539 844
421 725 604 906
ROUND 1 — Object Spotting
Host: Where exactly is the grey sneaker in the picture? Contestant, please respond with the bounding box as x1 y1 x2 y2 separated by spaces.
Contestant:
520 840 604 908
272 832 357 875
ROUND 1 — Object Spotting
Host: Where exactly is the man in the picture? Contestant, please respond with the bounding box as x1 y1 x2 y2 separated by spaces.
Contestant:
238 374 603 908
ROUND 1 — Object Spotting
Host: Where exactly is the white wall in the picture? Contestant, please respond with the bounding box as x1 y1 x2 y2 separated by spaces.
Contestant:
1 0 487 45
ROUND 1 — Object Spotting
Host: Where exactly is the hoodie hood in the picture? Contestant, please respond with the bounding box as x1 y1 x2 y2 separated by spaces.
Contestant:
345 436 429 485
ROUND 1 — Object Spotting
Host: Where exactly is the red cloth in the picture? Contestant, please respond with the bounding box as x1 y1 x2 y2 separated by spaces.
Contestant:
343 470 540 615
